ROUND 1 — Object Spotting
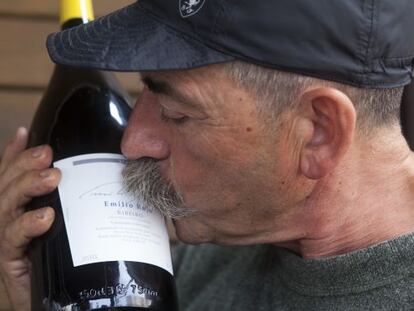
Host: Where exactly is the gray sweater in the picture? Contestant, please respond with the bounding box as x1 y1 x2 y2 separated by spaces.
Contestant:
173 233 414 310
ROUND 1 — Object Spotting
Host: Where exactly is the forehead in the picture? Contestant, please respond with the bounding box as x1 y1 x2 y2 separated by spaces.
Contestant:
142 64 248 110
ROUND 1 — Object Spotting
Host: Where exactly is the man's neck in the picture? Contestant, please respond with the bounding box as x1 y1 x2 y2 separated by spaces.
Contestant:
277 128 414 259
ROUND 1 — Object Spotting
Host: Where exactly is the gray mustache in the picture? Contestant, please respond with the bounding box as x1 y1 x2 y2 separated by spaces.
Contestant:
122 158 193 219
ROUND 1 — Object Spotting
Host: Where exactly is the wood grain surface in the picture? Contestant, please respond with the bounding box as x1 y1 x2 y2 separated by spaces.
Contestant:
0 0 135 18
0 15 142 151
0 90 41 152
0 1 143 151
0 18 140 91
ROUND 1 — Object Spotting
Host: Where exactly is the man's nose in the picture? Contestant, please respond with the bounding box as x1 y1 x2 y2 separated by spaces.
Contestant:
121 93 170 161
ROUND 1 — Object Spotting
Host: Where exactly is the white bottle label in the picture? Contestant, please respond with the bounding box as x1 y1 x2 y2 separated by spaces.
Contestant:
54 153 173 275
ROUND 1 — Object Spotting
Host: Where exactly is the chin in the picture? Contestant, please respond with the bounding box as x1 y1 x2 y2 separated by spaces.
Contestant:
173 218 212 245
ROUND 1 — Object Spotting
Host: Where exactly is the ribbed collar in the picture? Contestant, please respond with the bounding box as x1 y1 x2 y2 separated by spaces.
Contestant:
272 233 414 296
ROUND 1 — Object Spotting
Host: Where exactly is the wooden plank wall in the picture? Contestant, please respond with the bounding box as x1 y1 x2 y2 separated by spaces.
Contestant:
0 0 140 153
0 1 137 309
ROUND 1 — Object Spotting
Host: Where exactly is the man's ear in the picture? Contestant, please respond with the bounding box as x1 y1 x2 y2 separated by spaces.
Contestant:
298 87 356 180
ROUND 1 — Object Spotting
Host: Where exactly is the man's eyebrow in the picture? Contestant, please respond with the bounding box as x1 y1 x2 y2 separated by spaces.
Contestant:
142 75 199 110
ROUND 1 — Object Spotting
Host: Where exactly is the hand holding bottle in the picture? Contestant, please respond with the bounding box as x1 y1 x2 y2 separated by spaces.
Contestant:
0 128 60 311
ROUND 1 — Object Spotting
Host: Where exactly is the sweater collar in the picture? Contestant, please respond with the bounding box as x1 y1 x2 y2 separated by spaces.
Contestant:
273 232 414 296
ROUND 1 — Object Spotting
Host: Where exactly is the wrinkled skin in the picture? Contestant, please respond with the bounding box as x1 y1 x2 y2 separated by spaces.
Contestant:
120 67 304 245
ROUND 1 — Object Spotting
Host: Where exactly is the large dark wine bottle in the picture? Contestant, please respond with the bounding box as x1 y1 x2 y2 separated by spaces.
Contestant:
27 0 178 310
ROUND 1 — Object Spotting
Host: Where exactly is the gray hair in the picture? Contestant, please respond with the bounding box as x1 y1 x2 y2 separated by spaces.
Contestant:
224 61 404 136
122 158 194 219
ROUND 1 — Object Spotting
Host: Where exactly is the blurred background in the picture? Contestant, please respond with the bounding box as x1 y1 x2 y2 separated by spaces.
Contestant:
0 0 140 153
0 1 138 309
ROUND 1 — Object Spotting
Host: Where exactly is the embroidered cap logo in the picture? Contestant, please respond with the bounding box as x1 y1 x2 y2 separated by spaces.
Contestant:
179 0 206 18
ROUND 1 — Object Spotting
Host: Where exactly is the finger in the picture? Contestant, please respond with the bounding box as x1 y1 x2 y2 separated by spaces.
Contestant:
0 168 61 224
0 127 28 172
0 145 53 192
1 257 31 311
1 207 55 261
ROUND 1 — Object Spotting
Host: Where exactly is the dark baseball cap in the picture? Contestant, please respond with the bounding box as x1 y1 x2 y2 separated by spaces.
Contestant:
47 0 414 88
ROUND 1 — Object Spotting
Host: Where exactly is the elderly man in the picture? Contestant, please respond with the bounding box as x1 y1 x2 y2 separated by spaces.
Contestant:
1 0 414 310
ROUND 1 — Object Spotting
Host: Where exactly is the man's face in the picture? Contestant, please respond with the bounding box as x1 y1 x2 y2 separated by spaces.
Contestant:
121 65 301 245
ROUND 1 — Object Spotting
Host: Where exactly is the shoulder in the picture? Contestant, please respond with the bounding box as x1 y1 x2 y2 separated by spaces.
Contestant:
172 243 277 311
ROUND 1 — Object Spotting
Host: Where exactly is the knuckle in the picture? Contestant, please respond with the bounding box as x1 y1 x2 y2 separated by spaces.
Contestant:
3 136 17 150
8 154 28 172
4 214 31 248
1 139 14 156
4 174 27 200
2 223 15 247
0 193 18 225
0 192 11 210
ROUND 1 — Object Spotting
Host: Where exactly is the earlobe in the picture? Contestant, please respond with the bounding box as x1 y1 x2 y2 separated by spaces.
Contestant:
298 87 356 180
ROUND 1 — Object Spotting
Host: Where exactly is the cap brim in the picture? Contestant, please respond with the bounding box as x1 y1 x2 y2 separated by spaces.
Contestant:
47 2 234 72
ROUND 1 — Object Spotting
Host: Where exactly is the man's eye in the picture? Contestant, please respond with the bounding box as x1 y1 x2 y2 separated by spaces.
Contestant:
160 108 189 125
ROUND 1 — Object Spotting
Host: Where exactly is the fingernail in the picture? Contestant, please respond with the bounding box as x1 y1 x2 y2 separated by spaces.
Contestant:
40 170 51 178
32 145 44 158
35 208 47 219
36 208 52 220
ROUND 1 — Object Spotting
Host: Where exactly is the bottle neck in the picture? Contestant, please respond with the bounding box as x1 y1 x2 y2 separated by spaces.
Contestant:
60 0 94 30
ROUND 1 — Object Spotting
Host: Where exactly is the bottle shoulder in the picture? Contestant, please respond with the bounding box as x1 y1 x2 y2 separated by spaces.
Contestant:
29 65 131 157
